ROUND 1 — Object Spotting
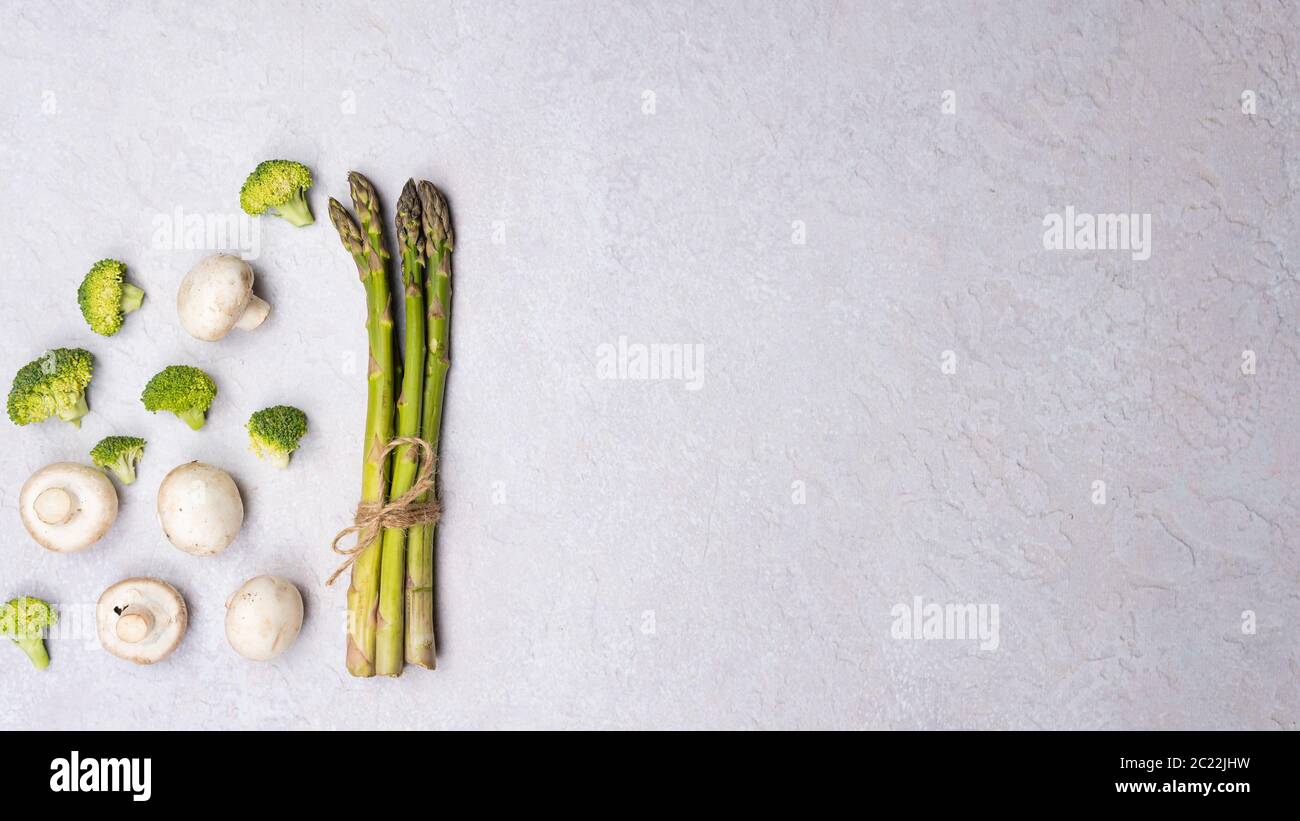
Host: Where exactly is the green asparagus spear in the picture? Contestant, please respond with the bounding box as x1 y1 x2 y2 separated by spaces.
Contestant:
406 180 453 669
329 176 395 678
374 180 427 676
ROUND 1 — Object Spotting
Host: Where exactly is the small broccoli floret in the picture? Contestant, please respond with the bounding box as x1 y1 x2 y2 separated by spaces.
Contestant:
77 258 145 336
90 435 147 484
141 365 216 430
0 596 57 670
7 347 94 428
247 405 308 468
239 160 315 227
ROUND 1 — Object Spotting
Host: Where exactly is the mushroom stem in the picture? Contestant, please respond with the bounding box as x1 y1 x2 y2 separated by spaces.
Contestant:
116 607 155 643
33 487 75 525
234 295 271 330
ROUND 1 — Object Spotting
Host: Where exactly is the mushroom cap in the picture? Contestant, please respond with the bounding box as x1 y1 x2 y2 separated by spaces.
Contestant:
157 461 244 556
19 462 118 553
225 575 304 661
96 577 188 664
177 253 255 341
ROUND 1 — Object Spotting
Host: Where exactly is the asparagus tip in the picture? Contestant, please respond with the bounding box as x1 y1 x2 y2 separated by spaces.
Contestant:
416 180 454 253
348 171 378 211
396 180 422 252
328 198 366 259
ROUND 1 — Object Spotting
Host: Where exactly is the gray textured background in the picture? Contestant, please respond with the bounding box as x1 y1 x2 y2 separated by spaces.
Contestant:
0 1 1296 729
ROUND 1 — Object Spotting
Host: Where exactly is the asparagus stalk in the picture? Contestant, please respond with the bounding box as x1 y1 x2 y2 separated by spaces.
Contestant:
406 180 453 668
373 181 426 675
328 173 396 677
326 198 375 674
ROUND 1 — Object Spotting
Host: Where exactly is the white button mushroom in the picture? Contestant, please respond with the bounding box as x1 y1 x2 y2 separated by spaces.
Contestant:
225 575 304 661
19 462 118 553
96 577 188 664
156 461 244 556
177 253 271 341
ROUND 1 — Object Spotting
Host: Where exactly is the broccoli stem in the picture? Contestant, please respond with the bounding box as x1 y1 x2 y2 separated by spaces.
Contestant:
14 636 50 670
275 190 315 227
267 449 291 469
120 284 145 314
111 455 138 485
375 181 427 676
57 394 89 427
406 181 452 669
177 407 206 430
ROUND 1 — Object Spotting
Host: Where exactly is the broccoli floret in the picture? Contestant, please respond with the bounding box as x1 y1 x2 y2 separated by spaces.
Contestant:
0 596 57 670
247 405 308 468
77 258 145 336
141 365 216 430
239 160 314 227
7 347 94 428
90 435 147 484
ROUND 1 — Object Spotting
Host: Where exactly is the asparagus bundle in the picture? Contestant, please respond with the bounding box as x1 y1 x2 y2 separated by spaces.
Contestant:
406 181 453 668
330 172 452 677
328 172 396 678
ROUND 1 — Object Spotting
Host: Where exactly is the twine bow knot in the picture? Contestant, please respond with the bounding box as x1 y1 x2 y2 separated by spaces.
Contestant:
327 436 441 586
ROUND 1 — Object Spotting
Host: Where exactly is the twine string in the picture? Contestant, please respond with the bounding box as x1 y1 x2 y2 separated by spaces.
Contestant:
327 436 441 587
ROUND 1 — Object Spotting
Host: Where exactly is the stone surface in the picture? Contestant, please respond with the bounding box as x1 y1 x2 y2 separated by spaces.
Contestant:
0 1 1296 729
